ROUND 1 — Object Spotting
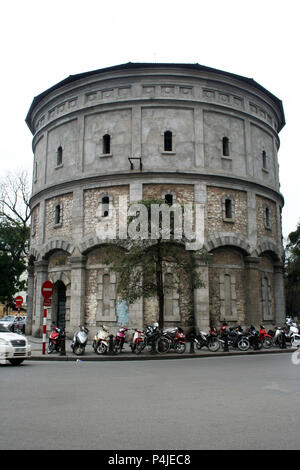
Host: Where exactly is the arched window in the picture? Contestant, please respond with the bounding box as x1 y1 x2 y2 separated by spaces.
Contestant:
164 131 172 152
222 137 230 157
102 134 111 154
57 146 63 166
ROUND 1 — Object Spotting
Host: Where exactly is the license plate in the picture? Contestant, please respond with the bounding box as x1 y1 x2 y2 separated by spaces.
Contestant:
15 348 25 353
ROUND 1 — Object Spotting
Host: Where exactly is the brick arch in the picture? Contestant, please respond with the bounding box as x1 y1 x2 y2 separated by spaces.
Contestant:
205 234 251 256
256 239 281 261
42 238 75 259
79 235 128 256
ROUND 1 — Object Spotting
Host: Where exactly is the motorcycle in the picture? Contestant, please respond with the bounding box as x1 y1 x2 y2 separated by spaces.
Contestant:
135 323 170 355
114 326 128 354
162 327 186 354
193 327 220 352
130 328 144 352
92 325 110 355
71 325 89 355
47 325 64 354
259 324 273 348
219 325 250 351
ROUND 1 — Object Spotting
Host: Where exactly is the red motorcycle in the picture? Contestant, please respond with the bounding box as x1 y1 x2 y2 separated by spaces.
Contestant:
259 324 273 348
163 327 186 354
47 325 64 354
114 327 128 354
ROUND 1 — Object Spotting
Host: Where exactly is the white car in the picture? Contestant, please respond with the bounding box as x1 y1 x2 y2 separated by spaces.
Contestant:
0 325 31 365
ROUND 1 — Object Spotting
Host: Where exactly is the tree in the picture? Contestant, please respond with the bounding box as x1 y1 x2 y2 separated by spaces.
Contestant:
285 222 300 317
103 198 208 328
0 170 31 306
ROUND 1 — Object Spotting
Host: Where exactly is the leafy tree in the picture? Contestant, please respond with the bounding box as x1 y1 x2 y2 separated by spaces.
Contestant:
0 171 31 306
104 198 208 328
285 222 300 317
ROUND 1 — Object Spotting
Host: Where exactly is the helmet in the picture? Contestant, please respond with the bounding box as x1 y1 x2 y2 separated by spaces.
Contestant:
153 322 159 328
102 325 108 332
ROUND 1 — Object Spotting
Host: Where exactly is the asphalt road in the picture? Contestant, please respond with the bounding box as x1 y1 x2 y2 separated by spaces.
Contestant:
1 353 300 450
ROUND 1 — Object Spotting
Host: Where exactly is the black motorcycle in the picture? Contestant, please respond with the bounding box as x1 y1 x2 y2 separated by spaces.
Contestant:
219 326 250 351
135 323 170 354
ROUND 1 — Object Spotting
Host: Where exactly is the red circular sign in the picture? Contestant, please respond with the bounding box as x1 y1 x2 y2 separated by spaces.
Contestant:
41 280 54 299
14 296 24 307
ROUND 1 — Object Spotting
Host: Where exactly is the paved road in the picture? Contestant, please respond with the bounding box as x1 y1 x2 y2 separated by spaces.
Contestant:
1 353 300 450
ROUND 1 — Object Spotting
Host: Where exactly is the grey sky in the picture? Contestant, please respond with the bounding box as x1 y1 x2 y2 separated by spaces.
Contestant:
0 0 298 240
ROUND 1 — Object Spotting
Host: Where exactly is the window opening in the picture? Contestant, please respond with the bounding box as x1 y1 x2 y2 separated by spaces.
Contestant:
57 146 63 166
164 131 172 152
103 134 111 154
102 196 109 217
225 199 232 219
222 137 230 156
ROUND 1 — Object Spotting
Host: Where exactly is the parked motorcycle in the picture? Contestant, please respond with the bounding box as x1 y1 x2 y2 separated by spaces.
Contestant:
259 324 273 348
162 326 186 354
193 327 220 352
219 325 250 351
114 326 128 354
47 325 65 354
130 328 144 352
71 325 89 355
135 323 170 354
92 325 110 355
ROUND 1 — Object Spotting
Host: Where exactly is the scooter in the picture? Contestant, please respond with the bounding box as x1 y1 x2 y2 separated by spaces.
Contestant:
71 325 89 355
130 328 144 352
92 325 110 355
47 325 64 354
114 326 128 354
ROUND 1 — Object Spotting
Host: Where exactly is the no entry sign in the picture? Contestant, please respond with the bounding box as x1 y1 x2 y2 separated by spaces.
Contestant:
41 280 54 299
14 296 23 307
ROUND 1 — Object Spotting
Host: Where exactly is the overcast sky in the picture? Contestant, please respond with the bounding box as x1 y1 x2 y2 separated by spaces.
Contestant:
0 0 299 240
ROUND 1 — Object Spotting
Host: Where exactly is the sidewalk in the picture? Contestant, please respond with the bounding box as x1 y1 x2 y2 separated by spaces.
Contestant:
26 336 295 361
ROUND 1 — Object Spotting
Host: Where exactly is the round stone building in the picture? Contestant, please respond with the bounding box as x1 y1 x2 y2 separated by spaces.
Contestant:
25 62 286 338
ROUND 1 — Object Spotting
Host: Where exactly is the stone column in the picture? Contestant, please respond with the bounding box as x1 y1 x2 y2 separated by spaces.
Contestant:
69 255 86 331
274 261 285 325
25 264 35 335
244 256 261 326
193 253 210 333
33 259 49 337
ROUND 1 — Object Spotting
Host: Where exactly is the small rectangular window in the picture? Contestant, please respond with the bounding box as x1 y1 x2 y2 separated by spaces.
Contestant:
222 137 230 157
164 131 172 152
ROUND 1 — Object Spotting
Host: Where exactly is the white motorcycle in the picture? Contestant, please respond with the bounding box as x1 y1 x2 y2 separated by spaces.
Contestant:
92 325 110 354
286 318 300 347
71 326 89 355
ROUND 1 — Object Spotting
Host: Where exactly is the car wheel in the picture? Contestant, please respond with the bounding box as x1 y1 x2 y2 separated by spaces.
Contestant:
9 359 24 366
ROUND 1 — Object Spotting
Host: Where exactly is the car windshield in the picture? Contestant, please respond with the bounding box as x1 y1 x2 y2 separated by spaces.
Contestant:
0 325 10 332
0 316 15 321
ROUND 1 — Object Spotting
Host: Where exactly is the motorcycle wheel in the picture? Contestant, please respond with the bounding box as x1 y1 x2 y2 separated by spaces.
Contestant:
237 337 250 351
113 341 121 354
157 337 171 354
208 338 220 352
174 342 186 354
95 342 107 355
47 342 54 354
135 341 144 355
263 337 273 349
73 344 85 355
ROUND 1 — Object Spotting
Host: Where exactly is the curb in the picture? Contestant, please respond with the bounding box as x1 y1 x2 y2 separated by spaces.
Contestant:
27 348 294 362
